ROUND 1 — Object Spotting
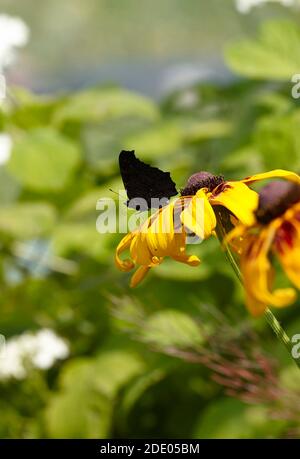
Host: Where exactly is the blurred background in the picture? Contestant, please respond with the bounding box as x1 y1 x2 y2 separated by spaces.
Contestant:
1 0 300 439
1 0 297 96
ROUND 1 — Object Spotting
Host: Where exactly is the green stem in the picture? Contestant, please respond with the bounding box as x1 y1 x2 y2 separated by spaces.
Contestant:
263 308 298 363
216 221 300 370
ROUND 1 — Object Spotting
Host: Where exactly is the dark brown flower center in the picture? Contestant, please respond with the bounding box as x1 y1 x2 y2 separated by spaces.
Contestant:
180 171 225 196
256 180 300 224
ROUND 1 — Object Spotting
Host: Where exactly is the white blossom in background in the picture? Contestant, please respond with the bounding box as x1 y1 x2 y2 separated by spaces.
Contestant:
0 14 29 72
235 0 296 13
0 329 69 381
0 132 12 165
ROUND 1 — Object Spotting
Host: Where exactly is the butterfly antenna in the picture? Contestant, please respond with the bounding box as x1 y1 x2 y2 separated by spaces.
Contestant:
109 188 121 196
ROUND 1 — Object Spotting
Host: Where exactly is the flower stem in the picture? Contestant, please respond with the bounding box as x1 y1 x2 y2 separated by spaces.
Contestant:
263 308 300 368
215 219 300 370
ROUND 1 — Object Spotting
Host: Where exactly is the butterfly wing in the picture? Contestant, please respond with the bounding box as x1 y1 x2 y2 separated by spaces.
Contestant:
119 150 177 209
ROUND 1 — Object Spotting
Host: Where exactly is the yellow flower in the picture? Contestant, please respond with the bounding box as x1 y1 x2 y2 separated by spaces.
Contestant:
226 169 300 316
116 171 259 287
115 198 201 287
180 171 259 237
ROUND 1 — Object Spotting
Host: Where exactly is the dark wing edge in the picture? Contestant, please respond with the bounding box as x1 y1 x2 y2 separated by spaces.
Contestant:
118 150 178 208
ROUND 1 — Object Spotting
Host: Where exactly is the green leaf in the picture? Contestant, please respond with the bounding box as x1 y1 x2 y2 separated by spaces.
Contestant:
193 398 285 439
52 222 115 261
0 202 56 239
220 145 263 180
279 363 300 393
7 128 81 191
154 257 211 281
183 119 232 143
60 351 144 399
92 350 145 398
120 368 166 417
8 87 60 129
46 387 111 438
225 20 300 80
253 110 300 170
65 179 122 221
46 351 144 438
81 116 155 175
54 87 159 125
141 309 204 349
0 167 20 205
123 121 183 158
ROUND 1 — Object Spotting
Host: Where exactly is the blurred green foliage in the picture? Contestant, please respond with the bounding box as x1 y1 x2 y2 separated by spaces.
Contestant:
1 19 300 439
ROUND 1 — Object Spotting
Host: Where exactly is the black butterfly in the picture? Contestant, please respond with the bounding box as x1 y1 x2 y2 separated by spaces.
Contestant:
119 150 177 210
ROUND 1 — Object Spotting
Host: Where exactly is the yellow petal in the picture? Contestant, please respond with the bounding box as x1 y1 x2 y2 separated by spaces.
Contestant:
241 225 296 314
223 224 248 255
242 169 300 185
180 189 216 239
146 200 188 258
172 254 201 266
275 217 300 290
130 230 153 266
224 224 247 245
209 181 258 226
130 266 150 288
245 292 269 317
118 198 202 287
115 232 135 272
147 203 176 256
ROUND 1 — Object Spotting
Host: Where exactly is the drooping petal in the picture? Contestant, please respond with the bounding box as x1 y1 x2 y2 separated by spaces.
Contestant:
146 200 190 259
245 292 270 318
116 198 202 287
241 224 296 315
130 266 150 288
172 253 201 266
223 224 249 256
210 181 258 226
146 202 176 257
242 169 300 186
180 189 216 239
115 232 135 271
130 230 154 266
